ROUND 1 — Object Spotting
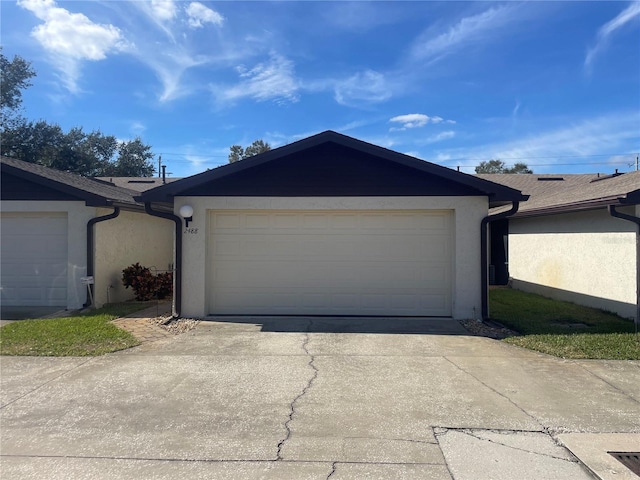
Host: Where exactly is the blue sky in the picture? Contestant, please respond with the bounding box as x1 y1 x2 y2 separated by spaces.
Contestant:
2 0 639 177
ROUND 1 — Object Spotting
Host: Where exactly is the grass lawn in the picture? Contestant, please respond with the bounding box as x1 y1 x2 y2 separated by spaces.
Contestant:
490 288 640 360
0 303 149 356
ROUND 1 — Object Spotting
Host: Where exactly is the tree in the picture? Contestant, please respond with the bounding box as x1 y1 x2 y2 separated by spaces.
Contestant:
0 49 36 120
228 139 271 163
1 119 155 176
475 159 533 174
0 52 155 177
104 138 155 177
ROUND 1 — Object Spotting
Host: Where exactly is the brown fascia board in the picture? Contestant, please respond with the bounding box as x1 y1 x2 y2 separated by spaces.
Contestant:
139 131 527 202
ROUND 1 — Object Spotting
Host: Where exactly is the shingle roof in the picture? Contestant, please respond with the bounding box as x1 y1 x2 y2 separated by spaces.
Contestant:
1 156 142 207
94 177 182 192
479 172 640 216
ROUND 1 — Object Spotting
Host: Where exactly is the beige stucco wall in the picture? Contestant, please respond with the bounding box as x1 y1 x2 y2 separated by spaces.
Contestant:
93 208 174 307
176 196 487 320
509 207 637 319
0 200 95 310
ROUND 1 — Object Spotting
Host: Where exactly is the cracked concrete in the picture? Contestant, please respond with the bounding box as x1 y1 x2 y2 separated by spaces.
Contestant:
1 316 639 479
276 327 320 461
436 427 595 479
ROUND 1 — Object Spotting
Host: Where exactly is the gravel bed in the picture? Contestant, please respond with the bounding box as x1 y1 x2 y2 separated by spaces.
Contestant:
459 319 519 339
148 316 200 335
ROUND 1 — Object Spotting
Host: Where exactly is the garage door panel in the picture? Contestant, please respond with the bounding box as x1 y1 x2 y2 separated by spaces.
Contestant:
1 213 68 307
208 210 452 316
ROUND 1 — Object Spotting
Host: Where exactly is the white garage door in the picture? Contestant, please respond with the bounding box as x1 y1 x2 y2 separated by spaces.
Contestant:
1 213 68 307
208 210 453 316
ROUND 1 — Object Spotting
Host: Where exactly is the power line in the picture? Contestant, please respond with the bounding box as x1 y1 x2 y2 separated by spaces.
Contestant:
455 159 636 168
157 151 639 170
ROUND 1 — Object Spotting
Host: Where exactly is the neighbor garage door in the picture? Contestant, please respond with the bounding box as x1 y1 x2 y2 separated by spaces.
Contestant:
0 212 68 307
208 210 452 316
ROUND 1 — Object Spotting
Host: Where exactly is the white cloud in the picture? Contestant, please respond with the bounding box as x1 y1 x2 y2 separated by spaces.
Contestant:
585 2 640 70
150 0 177 22
142 49 209 102
334 70 391 107
130 0 178 40
410 5 514 63
389 113 455 131
213 53 299 104
186 2 224 28
130 121 146 135
17 0 127 92
428 130 455 142
390 113 430 129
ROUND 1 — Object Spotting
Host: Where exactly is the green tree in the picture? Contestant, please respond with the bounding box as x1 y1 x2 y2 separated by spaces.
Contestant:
0 52 155 177
475 159 533 174
228 139 271 163
0 49 36 121
104 138 155 176
1 119 155 176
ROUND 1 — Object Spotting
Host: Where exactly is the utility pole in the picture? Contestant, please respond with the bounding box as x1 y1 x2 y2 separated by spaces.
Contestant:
636 153 638 171
158 155 162 178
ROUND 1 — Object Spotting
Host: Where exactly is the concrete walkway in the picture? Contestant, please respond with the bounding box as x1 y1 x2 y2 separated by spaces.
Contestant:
1 317 638 479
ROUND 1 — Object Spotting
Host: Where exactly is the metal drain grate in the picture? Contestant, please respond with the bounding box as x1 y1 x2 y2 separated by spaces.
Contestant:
608 452 640 477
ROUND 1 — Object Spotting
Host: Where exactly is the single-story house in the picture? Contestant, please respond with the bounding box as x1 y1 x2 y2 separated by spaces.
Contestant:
139 131 526 320
0 157 174 311
479 172 640 320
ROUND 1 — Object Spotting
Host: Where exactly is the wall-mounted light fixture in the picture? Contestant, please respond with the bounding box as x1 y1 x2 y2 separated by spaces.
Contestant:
179 205 194 227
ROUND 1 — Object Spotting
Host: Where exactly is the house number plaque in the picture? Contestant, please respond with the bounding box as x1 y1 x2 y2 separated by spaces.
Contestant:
184 227 199 235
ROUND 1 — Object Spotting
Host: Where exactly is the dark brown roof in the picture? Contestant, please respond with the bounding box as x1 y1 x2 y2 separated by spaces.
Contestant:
1 156 142 207
479 172 640 216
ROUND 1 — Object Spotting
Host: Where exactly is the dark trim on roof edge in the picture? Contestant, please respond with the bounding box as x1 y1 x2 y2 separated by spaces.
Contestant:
1 162 111 206
139 131 527 203
508 196 638 218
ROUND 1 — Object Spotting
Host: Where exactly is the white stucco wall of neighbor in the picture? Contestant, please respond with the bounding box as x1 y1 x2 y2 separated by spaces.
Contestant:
509 207 637 319
0 200 95 310
177 196 487 320
94 208 174 307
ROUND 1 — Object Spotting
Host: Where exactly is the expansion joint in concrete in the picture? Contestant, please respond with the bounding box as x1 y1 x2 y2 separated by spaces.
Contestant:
434 427 582 465
0 358 94 410
275 320 319 461
576 363 640 405
432 427 455 479
442 356 544 428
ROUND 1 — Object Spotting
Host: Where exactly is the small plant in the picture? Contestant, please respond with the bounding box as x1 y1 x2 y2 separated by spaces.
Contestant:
122 263 173 301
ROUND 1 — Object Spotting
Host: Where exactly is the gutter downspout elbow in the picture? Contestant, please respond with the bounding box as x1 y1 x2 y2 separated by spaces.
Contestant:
86 207 120 308
608 204 640 330
481 201 520 321
144 202 182 318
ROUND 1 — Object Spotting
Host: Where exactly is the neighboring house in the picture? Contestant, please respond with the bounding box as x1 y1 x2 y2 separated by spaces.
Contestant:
0 157 173 310
479 172 640 320
139 131 525 320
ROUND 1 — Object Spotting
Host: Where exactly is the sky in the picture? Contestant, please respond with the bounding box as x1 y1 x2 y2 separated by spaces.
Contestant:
2 0 639 177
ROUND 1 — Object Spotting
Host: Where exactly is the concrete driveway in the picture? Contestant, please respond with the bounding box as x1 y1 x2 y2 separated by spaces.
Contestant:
1 317 639 479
